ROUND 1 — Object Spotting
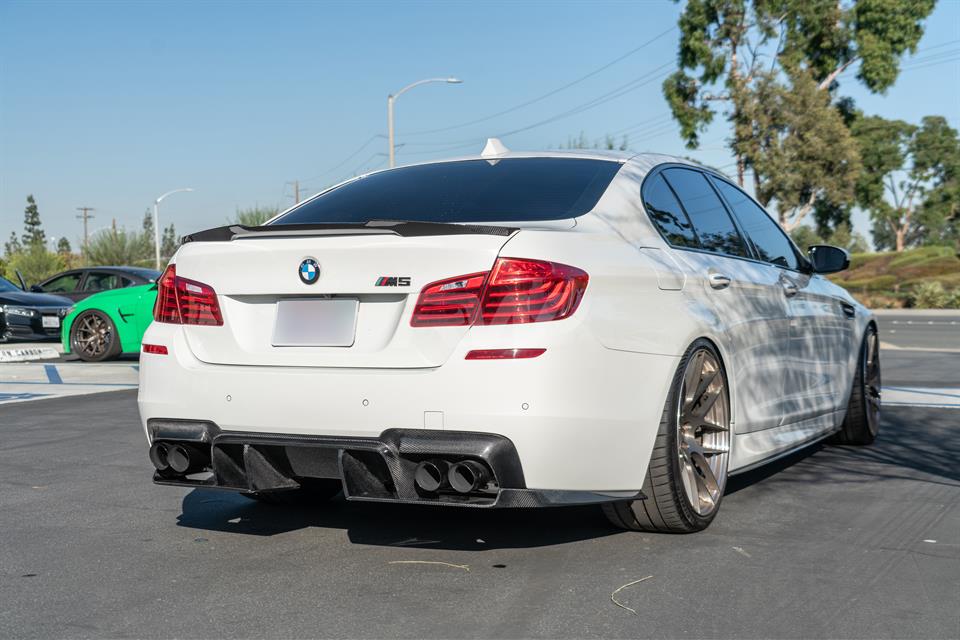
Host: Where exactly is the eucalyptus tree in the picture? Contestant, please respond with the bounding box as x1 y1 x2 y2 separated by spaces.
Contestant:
663 0 936 230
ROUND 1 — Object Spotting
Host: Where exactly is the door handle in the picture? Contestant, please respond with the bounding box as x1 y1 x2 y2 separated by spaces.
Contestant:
781 279 799 297
707 272 731 290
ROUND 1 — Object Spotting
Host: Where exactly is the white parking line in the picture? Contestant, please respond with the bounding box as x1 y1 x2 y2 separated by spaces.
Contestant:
882 386 960 409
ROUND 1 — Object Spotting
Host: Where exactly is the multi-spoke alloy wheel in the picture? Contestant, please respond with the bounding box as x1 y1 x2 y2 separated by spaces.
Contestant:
676 348 730 517
833 325 881 445
71 311 121 362
604 338 731 533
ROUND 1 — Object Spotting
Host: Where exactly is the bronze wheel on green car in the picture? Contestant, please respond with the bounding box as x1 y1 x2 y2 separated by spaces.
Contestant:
70 310 122 362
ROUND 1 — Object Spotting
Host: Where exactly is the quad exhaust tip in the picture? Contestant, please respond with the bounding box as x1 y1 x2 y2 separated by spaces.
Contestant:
149 441 209 476
448 460 489 494
415 459 491 494
149 442 170 471
414 460 448 493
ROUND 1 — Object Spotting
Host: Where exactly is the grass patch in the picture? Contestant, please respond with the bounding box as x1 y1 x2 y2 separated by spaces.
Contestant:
829 246 960 308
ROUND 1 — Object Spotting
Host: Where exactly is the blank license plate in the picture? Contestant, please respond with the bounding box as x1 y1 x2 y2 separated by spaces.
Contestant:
272 299 358 347
42 316 60 329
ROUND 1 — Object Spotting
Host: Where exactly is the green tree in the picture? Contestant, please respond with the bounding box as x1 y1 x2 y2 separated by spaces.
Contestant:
21 195 45 246
233 206 278 227
663 0 935 228
85 227 152 267
853 115 960 251
161 224 178 259
4 231 21 257
5 243 64 284
737 70 860 230
56 237 72 254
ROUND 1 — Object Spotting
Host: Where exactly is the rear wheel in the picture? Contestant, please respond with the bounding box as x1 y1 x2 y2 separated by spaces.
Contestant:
70 310 122 362
604 339 731 533
244 479 342 506
831 326 881 445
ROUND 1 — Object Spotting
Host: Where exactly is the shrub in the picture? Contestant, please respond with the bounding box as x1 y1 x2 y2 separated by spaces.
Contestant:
909 281 949 309
4 244 65 285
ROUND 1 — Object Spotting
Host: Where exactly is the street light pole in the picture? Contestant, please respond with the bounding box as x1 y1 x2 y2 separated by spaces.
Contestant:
153 188 194 270
387 76 462 168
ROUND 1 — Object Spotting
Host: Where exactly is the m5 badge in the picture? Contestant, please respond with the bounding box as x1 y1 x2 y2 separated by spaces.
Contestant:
375 276 411 287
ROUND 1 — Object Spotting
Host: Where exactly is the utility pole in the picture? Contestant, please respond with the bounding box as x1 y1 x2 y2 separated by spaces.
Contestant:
294 180 300 204
76 207 95 261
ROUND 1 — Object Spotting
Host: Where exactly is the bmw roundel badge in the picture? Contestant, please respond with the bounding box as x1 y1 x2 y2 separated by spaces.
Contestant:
299 258 320 285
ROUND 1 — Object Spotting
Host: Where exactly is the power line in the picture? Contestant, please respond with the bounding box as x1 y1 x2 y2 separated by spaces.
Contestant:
405 25 677 137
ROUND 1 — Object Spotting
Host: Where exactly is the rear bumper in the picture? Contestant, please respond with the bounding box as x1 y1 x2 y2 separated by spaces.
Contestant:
138 322 679 492
147 419 643 508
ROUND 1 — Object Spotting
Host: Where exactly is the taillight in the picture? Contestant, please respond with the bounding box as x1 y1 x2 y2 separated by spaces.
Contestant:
480 258 588 325
410 272 488 327
410 258 588 327
153 264 223 326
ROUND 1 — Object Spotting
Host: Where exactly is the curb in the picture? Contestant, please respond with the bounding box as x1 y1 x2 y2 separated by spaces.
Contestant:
0 347 62 363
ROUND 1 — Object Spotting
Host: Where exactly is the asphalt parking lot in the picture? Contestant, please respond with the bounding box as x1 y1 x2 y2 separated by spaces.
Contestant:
1 317 958 639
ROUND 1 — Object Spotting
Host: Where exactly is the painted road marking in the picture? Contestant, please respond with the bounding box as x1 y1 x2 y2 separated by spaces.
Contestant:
0 362 139 404
44 364 63 384
882 386 960 409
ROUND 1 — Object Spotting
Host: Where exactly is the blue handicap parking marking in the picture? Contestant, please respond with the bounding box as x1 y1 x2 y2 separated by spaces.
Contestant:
0 392 51 402
44 364 63 384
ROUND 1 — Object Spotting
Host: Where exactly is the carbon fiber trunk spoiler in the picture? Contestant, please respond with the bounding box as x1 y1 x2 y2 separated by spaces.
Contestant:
181 220 518 244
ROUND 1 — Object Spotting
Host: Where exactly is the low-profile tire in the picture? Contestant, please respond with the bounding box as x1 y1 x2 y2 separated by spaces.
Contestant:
244 479 342 506
831 325 881 446
70 310 122 362
604 338 732 533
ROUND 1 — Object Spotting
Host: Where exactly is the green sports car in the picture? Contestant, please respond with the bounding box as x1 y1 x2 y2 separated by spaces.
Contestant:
62 283 157 361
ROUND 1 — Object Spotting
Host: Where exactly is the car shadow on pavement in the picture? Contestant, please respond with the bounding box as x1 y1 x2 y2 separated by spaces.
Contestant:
176 407 958 547
726 406 960 496
176 489 620 549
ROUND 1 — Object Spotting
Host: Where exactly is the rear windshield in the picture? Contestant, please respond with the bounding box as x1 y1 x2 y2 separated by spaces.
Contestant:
271 158 622 225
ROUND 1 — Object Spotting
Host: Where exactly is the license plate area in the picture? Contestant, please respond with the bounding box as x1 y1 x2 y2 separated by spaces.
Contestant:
272 298 358 347
42 316 60 329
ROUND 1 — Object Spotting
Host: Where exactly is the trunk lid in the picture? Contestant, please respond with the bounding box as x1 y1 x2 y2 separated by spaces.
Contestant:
173 230 514 368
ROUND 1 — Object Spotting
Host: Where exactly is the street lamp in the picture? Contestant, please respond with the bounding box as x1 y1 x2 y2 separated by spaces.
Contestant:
388 76 462 168
153 188 193 270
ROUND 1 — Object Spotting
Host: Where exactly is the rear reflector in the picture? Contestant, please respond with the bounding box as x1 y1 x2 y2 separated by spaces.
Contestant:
465 348 545 360
153 264 224 326
411 258 588 328
142 344 168 355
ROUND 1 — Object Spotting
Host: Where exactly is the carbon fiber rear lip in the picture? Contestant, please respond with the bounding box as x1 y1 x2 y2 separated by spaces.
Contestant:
148 421 644 508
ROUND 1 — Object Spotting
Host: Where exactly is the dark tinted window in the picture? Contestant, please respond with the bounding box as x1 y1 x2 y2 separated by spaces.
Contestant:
710 178 800 270
82 272 121 291
125 268 161 282
662 168 749 258
272 158 622 225
642 174 699 248
42 272 82 293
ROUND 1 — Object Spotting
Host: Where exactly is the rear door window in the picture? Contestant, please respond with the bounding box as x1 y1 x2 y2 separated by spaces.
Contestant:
642 174 699 248
272 158 622 225
710 177 800 270
82 272 121 292
661 168 750 259
42 273 81 293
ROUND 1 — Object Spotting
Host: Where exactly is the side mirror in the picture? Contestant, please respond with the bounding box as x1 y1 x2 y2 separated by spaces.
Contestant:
808 245 850 274
30 284 44 293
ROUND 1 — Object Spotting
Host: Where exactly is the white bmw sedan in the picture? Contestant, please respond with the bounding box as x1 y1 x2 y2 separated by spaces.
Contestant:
138 146 880 533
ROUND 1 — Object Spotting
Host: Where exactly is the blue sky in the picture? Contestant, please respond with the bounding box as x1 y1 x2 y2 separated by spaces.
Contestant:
1 0 958 249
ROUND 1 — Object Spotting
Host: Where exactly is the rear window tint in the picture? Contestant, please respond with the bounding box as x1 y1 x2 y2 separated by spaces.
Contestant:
642 173 699 248
272 158 622 225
